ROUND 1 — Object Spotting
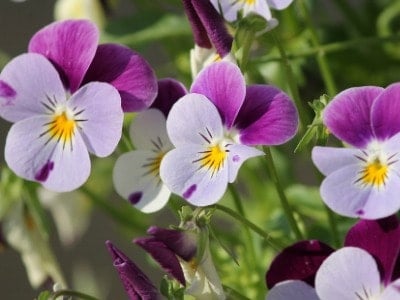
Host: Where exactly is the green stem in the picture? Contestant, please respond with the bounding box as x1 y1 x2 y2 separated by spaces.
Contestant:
271 32 310 130
263 147 304 240
50 290 99 300
223 284 251 300
214 204 284 251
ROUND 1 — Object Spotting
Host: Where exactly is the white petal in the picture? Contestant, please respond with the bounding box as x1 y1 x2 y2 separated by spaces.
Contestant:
267 280 319 300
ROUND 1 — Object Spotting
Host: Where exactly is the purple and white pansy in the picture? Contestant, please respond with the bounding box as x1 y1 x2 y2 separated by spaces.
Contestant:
160 61 298 206
266 215 400 300
312 84 400 219
113 79 187 213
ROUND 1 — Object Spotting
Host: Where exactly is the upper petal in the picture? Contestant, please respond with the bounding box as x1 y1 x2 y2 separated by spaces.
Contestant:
190 61 245 129
266 240 334 289
345 215 400 285
5 116 90 192
267 280 319 300
315 247 381 300
83 44 157 112
166 93 224 146
68 82 123 157
28 20 99 92
235 85 298 146
323 86 384 148
0 53 65 122
371 83 400 141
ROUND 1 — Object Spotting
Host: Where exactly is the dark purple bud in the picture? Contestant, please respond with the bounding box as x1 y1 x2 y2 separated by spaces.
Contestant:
106 240 161 300
266 240 334 289
182 0 212 48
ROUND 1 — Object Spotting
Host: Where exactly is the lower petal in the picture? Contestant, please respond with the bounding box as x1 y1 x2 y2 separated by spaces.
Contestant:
227 144 264 183
312 146 360 176
5 116 90 192
267 280 318 300
381 278 400 300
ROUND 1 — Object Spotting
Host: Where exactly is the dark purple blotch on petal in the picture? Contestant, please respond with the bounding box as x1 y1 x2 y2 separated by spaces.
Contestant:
150 78 187 117
266 240 334 289
345 215 400 285
232 155 240 162
183 184 197 199
128 192 143 205
34 160 54 182
356 209 364 216
105 240 161 300
0 80 16 101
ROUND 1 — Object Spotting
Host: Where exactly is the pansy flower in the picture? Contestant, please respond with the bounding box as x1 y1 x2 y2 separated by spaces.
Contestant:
312 84 400 219
160 61 298 206
0 53 123 191
210 0 294 25
113 79 187 213
28 19 157 112
266 215 400 300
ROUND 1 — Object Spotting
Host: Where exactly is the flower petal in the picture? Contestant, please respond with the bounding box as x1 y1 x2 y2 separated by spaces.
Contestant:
267 280 319 300
190 61 245 129
68 82 123 157
113 151 170 213
315 247 381 300
345 215 400 285
227 144 264 182
150 78 187 117
5 116 90 192
166 94 224 146
266 240 334 289
267 0 294 10
160 145 229 206
381 278 400 300
210 0 241 22
134 237 186 286
235 85 298 146
83 44 157 112
0 53 65 122
323 86 384 148
312 146 360 176
129 109 172 151
371 83 400 140
28 20 99 92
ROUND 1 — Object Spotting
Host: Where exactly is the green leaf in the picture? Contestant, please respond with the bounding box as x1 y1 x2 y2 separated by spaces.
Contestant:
36 290 51 300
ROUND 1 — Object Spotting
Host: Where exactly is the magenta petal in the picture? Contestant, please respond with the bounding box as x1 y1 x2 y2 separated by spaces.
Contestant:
236 85 298 146
134 237 186 286
150 79 187 117
344 215 400 285
323 86 384 148
105 241 161 300
28 20 99 92
266 240 334 289
191 61 245 129
372 83 400 141
83 44 157 112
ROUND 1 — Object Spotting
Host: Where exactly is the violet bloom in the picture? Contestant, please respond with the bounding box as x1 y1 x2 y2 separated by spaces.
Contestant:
106 240 162 300
113 79 187 213
135 226 225 299
210 0 294 25
28 19 157 112
266 215 400 300
0 53 123 191
160 61 298 206
312 84 400 219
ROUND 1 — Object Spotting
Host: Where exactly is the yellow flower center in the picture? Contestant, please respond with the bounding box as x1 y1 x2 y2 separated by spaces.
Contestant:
49 111 76 143
197 144 227 176
242 0 255 4
360 159 388 187
142 153 165 177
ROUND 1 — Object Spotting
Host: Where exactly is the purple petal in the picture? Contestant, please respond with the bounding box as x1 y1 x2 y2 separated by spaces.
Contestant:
134 237 186 286
191 61 245 129
323 86 384 148
68 82 123 157
0 53 65 122
83 44 157 112
267 280 319 300
5 116 90 192
28 20 99 92
113 150 170 213
147 226 197 261
345 215 400 285
312 146 361 176
191 0 233 56
266 240 334 289
235 85 298 146
371 83 400 141
182 0 212 48
166 94 224 146
227 144 264 182
150 79 187 117
105 241 161 300
315 247 381 300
